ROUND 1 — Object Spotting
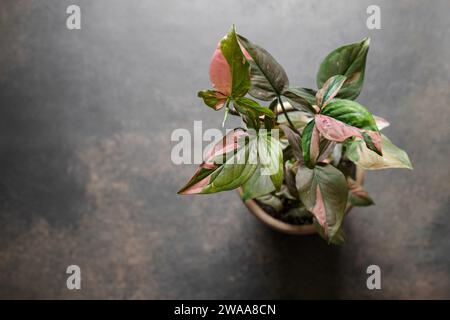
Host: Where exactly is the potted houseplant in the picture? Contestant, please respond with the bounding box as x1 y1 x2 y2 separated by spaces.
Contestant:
178 26 412 244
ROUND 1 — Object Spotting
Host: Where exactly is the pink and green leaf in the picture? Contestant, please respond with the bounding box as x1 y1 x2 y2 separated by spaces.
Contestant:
316 75 347 108
219 26 251 98
301 120 320 168
374 115 390 130
197 90 228 110
317 37 370 100
200 26 250 110
346 134 413 170
320 99 382 155
295 164 348 242
315 114 364 142
178 129 250 194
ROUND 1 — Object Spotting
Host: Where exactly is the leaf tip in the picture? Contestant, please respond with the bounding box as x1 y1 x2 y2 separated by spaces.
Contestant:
362 37 371 47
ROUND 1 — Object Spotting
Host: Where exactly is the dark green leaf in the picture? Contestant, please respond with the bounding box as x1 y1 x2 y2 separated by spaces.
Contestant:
282 87 317 114
317 38 370 100
238 34 289 100
301 120 320 168
235 97 275 118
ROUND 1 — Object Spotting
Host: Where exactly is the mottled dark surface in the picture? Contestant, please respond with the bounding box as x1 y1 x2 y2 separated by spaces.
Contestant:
0 0 449 299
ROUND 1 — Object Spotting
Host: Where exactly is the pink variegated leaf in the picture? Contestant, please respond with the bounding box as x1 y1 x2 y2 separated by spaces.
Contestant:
311 186 327 234
374 115 390 130
197 90 228 110
295 164 348 242
316 75 347 108
209 43 232 96
309 123 320 165
315 114 364 142
178 129 252 195
362 130 382 156
316 114 382 155
203 129 247 166
178 169 212 195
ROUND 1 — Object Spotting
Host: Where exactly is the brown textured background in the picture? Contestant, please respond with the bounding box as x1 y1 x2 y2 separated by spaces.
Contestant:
0 0 449 299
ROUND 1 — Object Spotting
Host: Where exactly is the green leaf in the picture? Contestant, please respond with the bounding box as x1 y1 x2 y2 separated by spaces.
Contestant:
301 120 320 168
346 134 413 170
316 75 347 108
235 97 275 118
321 99 381 155
241 165 276 200
282 87 317 114
296 164 348 242
177 166 216 195
238 34 289 100
178 130 258 194
220 26 251 98
201 138 258 193
197 90 227 110
317 38 370 100
257 130 283 190
321 99 378 131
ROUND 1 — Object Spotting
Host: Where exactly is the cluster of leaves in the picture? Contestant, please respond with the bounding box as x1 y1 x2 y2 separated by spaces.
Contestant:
179 26 412 244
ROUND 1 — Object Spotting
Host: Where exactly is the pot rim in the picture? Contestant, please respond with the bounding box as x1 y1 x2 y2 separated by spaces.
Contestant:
238 165 365 235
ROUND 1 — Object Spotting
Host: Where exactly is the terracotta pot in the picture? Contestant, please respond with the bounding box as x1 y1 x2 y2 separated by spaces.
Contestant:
238 166 365 235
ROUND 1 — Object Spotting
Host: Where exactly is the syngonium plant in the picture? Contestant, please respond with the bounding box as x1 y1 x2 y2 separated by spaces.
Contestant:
178 26 412 244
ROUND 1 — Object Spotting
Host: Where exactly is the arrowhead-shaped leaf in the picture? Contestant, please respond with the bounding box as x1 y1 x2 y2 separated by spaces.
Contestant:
315 114 364 142
321 99 378 131
234 97 275 118
346 134 413 170
282 87 317 114
296 164 348 241
237 34 289 100
203 26 250 111
317 38 370 100
197 90 228 110
321 99 382 155
178 129 256 194
316 75 347 108
374 115 390 130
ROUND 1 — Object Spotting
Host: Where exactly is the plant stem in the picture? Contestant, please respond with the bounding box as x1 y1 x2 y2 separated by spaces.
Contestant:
277 96 300 135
